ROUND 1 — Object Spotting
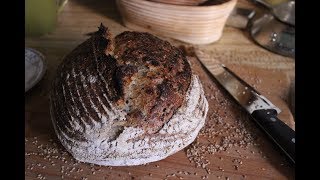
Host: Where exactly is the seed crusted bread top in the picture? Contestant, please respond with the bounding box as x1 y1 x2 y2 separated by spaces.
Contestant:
114 30 191 133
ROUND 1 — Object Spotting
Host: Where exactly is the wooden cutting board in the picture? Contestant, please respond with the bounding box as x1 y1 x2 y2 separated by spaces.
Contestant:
25 0 295 179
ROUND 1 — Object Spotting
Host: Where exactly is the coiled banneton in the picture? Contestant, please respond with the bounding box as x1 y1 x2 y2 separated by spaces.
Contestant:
50 24 208 166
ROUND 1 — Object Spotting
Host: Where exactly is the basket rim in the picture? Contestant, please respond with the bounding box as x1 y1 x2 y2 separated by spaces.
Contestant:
117 0 237 11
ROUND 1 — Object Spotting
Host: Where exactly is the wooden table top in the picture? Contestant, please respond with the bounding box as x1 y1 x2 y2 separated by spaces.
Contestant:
25 0 295 179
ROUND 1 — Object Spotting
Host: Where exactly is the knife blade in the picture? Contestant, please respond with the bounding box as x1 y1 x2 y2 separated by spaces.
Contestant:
195 50 295 165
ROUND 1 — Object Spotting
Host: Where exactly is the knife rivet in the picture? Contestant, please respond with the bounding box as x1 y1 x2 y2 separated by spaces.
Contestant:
292 138 295 143
270 117 276 122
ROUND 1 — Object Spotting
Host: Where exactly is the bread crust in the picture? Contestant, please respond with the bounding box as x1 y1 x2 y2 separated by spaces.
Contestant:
51 24 191 135
50 24 208 166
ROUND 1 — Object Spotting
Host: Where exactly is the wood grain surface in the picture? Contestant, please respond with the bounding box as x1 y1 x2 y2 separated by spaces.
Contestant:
25 0 295 179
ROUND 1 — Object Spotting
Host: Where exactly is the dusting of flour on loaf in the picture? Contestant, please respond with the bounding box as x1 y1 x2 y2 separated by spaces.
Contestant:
51 75 208 166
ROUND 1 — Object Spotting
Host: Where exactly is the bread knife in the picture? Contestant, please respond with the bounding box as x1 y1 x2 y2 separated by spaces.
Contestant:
195 50 295 165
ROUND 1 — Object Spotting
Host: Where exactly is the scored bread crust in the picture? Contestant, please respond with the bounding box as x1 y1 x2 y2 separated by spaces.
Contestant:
51 74 208 166
50 24 208 166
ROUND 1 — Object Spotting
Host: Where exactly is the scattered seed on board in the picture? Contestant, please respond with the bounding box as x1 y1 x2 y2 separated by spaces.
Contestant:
25 87 259 179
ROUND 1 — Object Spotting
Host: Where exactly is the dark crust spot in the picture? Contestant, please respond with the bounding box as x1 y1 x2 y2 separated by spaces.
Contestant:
150 60 160 66
144 86 154 95
157 80 173 99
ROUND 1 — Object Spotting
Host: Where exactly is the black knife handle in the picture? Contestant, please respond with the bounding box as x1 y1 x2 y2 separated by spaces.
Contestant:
251 109 295 164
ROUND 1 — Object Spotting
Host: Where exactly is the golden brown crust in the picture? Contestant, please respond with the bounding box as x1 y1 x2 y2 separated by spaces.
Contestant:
114 31 191 133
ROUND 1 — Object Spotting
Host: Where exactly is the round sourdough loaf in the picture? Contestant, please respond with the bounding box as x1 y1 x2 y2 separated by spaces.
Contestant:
50 24 208 166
